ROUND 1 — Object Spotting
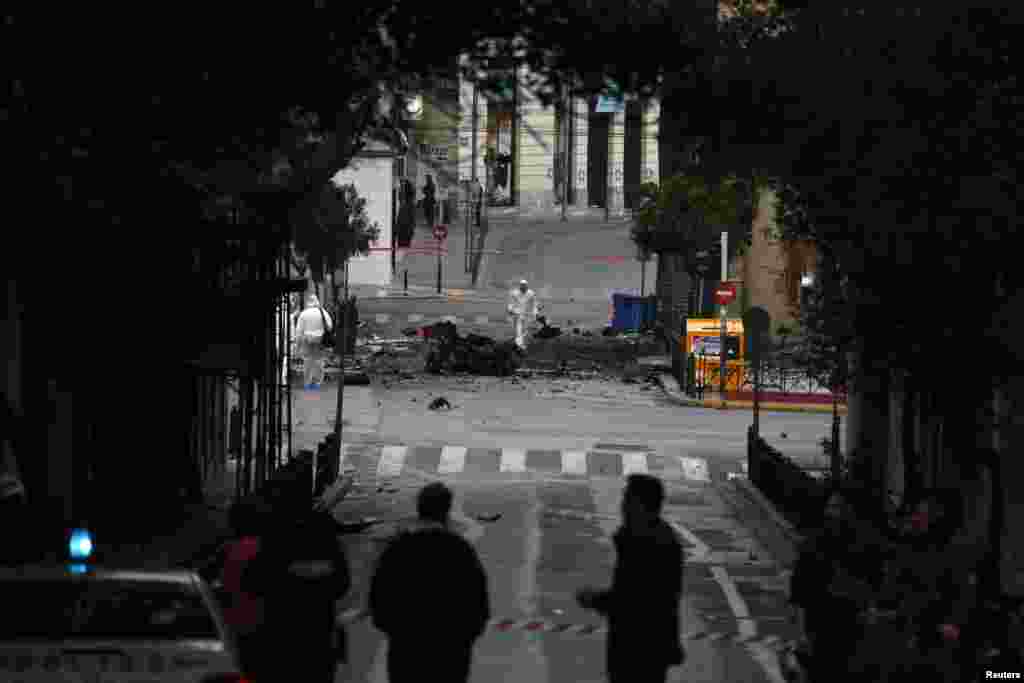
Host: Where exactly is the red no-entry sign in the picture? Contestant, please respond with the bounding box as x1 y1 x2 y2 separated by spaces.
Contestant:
714 283 737 306
433 224 448 241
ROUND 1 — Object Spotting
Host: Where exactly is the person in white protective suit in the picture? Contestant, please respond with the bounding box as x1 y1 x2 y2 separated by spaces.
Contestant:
294 294 333 390
507 279 541 351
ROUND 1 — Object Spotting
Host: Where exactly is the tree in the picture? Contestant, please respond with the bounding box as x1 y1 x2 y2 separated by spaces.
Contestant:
293 182 381 287
682 3 1023 524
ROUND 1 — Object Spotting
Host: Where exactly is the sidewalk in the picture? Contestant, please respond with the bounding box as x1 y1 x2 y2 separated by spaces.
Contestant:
393 219 486 294
655 373 848 415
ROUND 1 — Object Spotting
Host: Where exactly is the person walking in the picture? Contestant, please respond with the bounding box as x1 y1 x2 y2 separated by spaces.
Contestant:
789 485 888 682
220 496 271 677
370 482 490 683
399 179 416 247
241 473 351 683
576 474 686 683
294 293 332 390
473 178 484 227
507 279 540 351
423 174 437 226
885 489 976 682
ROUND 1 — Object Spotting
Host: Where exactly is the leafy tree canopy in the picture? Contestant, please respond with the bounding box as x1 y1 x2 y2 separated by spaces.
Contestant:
679 3 1024 376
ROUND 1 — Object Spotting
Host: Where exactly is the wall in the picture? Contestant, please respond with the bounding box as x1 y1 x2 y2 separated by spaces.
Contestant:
333 151 395 288
737 188 817 331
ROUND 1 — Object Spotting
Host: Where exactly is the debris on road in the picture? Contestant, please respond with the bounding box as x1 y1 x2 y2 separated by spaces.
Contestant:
423 321 521 377
474 513 503 523
428 396 452 410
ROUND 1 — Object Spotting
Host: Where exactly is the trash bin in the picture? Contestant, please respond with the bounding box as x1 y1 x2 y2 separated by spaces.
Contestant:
612 294 657 331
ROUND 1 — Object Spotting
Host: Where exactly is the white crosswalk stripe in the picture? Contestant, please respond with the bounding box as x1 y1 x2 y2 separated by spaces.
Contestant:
474 315 490 324
343 444 711 483
561 450 588 476
377 446 408 477
499 448 527 473
621 452 649 476
680 456 710 482
438 446 468 474
408 314 424 323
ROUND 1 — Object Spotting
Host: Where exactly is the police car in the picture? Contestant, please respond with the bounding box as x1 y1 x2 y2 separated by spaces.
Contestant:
0 529 246 682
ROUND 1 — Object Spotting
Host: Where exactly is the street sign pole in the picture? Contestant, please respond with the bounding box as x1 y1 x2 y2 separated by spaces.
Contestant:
720 231 728 400
433 224 448 294
436 235 442 294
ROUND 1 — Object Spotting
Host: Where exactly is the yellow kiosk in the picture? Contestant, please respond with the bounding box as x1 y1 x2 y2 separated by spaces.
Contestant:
682 318 745 392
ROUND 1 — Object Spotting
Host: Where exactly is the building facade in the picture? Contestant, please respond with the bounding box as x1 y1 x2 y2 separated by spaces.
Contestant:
736 188 818 332
408 63 661 214
333 139 399 287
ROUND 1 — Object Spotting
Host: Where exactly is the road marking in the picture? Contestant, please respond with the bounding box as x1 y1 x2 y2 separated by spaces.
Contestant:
441 315 457 323
668 520 710 560
473 315 490 324
561 450 588 476
377 446 407 477
438 446 467 474
518 485 549 682
711 566 753 631
499 448 527 473
408 314 424 323
621 452 649 476
680 456 711 482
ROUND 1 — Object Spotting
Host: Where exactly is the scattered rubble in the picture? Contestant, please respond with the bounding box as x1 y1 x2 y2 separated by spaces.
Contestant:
428 397 452 411
423 321 521 377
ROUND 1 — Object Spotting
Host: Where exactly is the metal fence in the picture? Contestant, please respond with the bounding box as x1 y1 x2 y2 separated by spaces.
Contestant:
747 426 829 530
675 345 845 401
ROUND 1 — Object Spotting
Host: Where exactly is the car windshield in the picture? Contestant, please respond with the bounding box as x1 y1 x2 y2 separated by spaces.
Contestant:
0 578 219 641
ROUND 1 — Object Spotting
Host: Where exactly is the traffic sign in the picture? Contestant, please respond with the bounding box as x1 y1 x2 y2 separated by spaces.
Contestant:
433 224 448 241
713 283 737 306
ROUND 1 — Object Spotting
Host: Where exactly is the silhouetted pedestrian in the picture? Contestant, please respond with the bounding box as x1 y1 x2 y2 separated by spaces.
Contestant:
370 482 490 683
220 496 271 677
242 476 351 682
473 178 483 226
577 474 685 683
423 174 437 226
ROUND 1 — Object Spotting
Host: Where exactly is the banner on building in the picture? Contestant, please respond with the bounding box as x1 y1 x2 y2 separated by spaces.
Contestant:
421 144 450 161
595 96 624 113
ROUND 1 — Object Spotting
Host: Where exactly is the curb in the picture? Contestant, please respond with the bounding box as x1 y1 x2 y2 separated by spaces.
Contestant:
718 477 804 570
654 375 847 415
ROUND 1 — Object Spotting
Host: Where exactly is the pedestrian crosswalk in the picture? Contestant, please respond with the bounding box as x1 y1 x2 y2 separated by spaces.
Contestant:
338 442 712 483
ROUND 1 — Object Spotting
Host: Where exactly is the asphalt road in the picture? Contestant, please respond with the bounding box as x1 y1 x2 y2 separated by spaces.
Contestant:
331 470 795 683
294 376 838 473
301 212 836 681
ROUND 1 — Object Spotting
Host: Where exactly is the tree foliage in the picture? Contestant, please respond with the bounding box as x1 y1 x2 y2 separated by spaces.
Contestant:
292 183 381 284
685 3 1024 384
631 174 744 261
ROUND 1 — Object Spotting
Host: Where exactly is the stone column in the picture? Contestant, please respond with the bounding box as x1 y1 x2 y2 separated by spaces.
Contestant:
457 76 475 185
517 66 557 210
608 106 626 211
642 99 660 186
573 97 588 207
474 93 488 185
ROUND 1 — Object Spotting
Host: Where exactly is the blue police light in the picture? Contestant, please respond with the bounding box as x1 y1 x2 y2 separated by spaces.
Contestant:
69 529 94 562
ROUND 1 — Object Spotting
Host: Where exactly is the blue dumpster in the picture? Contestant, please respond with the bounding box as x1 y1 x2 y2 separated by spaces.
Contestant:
612 295 657 331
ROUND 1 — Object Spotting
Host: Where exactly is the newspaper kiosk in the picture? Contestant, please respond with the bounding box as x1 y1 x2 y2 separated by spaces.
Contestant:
682 318 745 392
